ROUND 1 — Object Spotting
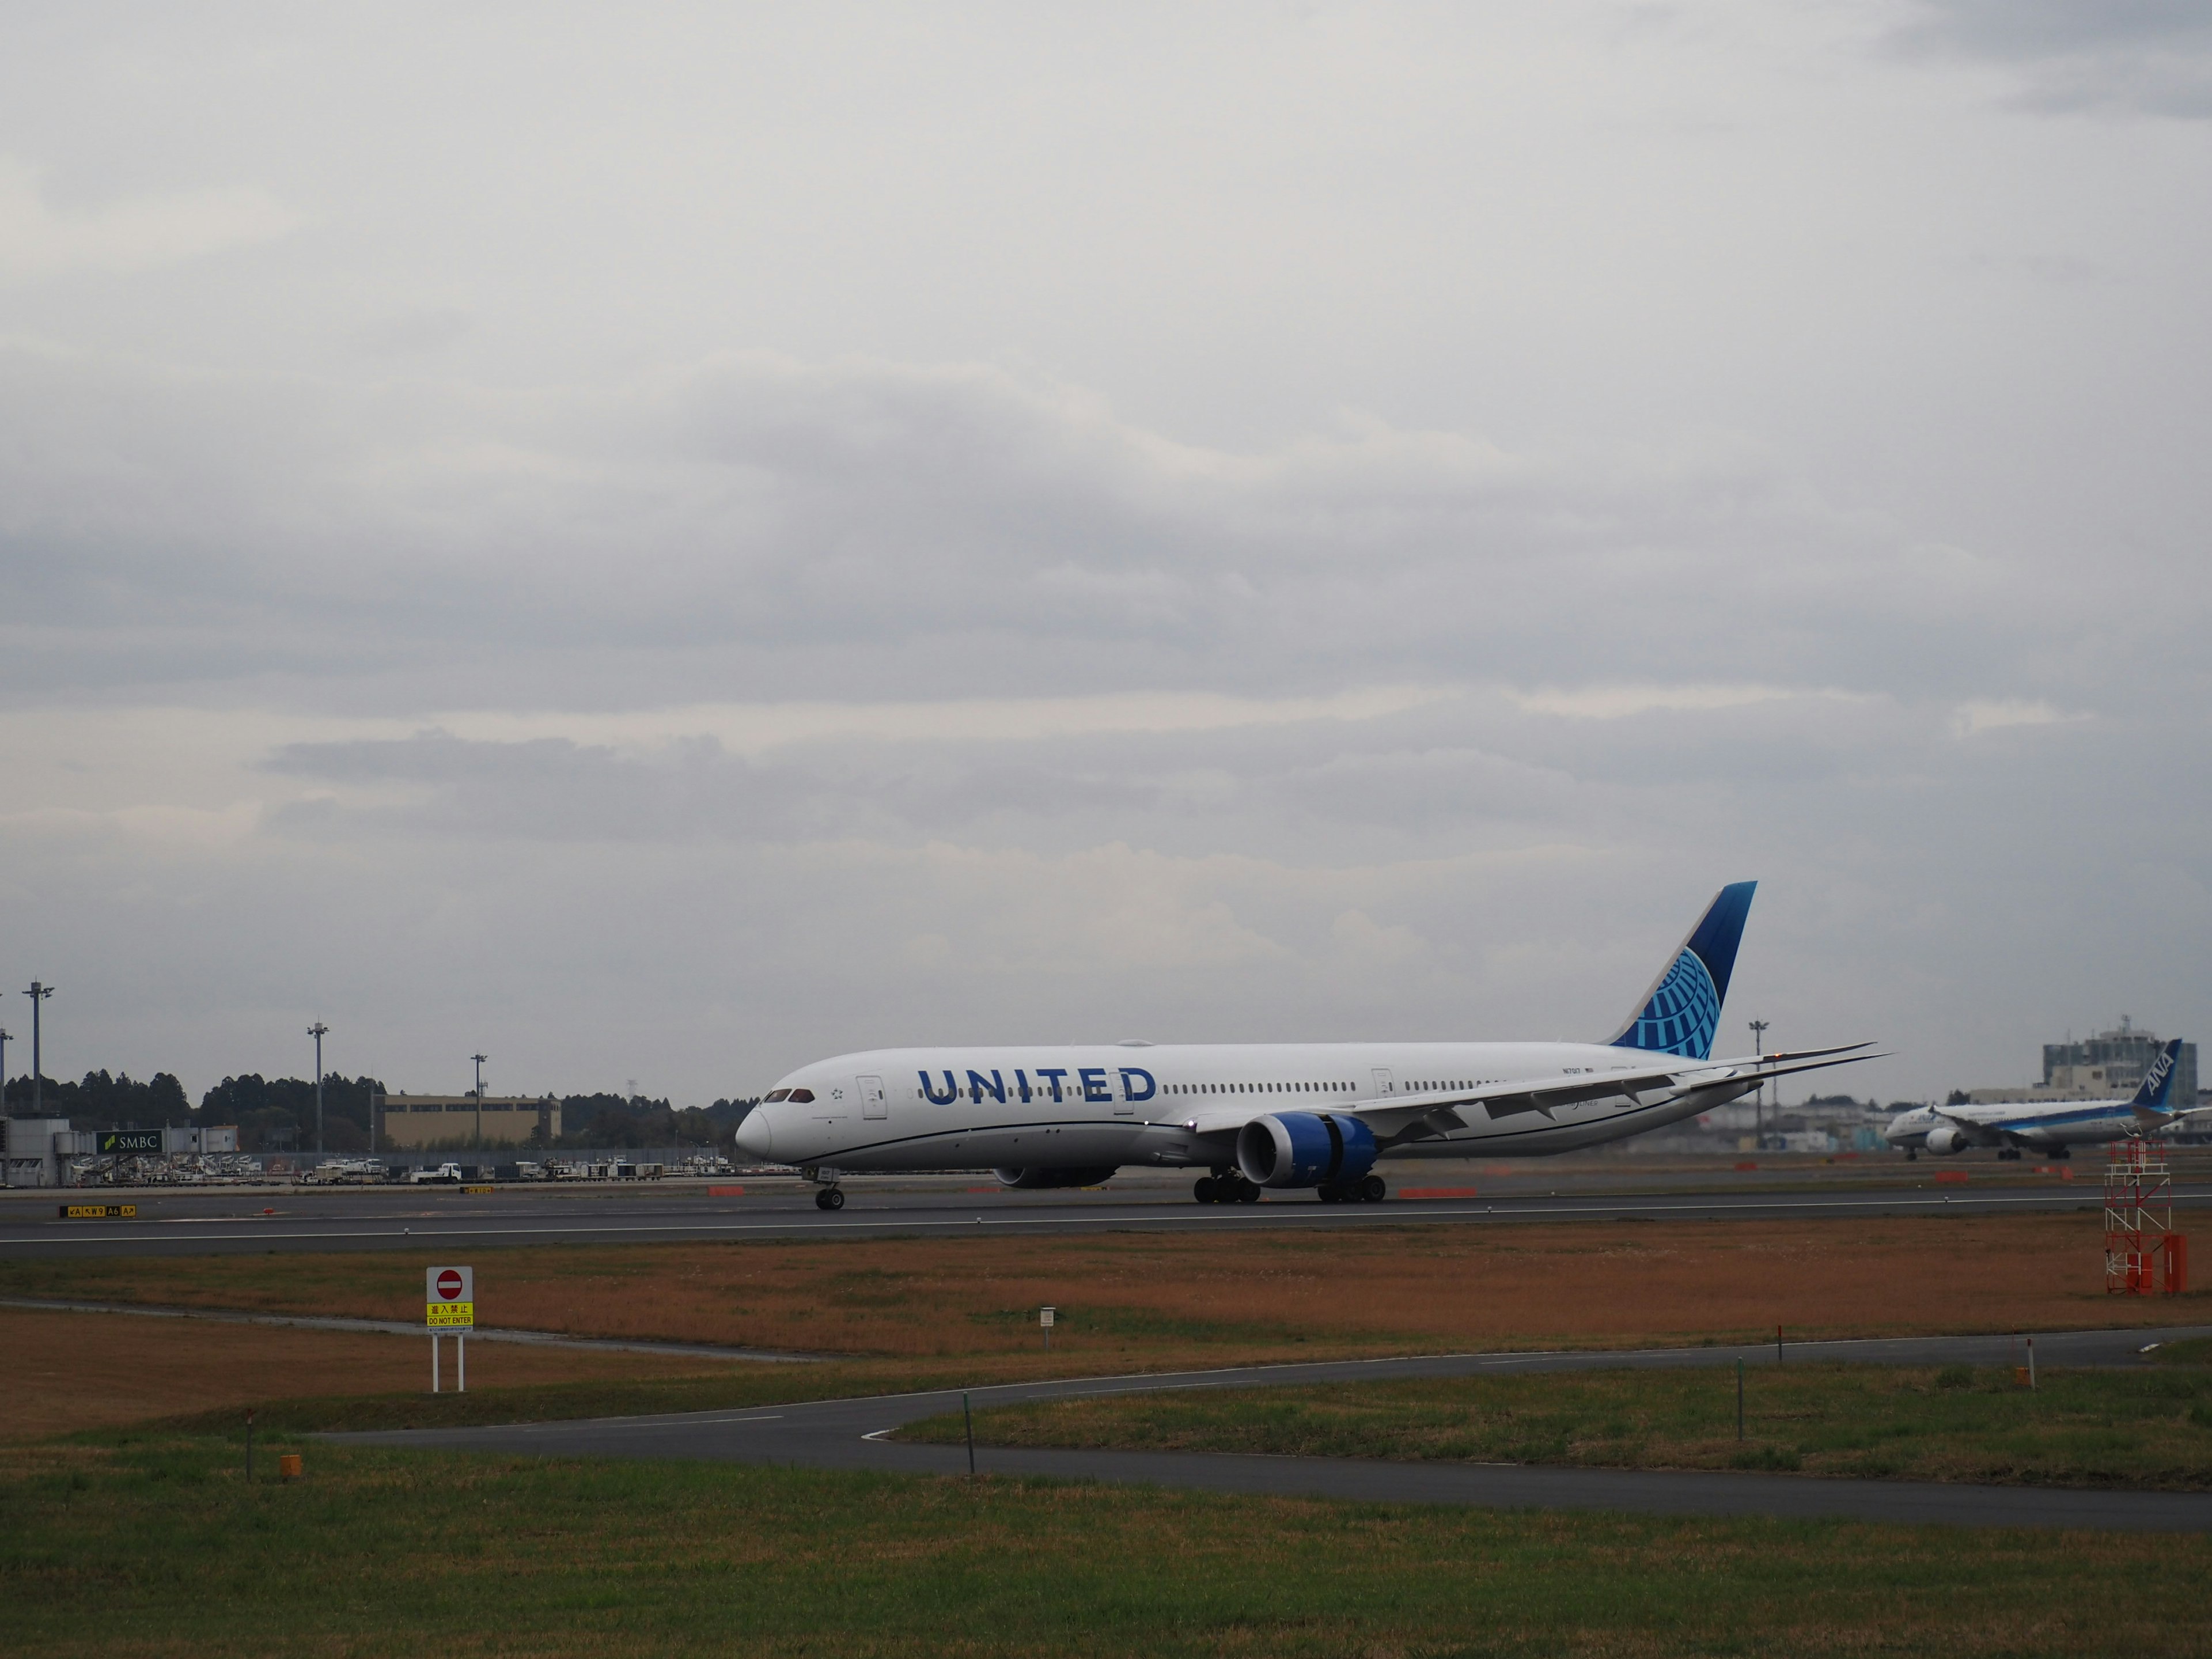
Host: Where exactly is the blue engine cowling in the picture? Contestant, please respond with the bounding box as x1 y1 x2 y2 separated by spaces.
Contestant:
994 1166 1119 1189
1236 1112 1378 1189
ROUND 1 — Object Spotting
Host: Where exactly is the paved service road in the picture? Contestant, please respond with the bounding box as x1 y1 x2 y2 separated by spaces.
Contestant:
335 1325 2212 1532
5 1165 2189 1258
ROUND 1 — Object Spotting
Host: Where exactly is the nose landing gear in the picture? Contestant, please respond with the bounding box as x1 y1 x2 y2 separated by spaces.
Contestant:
814 1187 845 1211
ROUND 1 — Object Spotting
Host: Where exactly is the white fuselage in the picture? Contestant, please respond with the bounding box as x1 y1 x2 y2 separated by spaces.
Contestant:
741 1040 1749 1173
1883 1097 2142 1153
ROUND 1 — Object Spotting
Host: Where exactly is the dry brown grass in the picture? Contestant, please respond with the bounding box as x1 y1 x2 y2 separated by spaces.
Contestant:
7 1210 2207 1370
0 1306 724 1441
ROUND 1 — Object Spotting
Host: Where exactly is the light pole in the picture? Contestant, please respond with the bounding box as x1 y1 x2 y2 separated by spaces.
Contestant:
472 1053 487 1149
309 1022 329 1156
24 983 54 1117
1748 1019 1770 1149
0 1027 10 1115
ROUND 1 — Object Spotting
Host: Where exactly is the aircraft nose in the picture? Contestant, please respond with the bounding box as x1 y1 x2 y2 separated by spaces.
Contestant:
733 1107 775 1160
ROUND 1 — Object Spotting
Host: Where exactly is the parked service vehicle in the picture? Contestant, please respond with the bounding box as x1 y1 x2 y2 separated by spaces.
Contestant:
407 1161 464 1185
306 1158 387 1185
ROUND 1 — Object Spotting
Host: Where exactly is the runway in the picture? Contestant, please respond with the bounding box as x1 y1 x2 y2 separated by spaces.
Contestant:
1 1159 2190 1257
335 1323 2212 1532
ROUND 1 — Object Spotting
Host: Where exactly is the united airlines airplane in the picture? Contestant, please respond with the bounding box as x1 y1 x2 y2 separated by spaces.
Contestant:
733 881 1876 1208
1883 1039 2196 1160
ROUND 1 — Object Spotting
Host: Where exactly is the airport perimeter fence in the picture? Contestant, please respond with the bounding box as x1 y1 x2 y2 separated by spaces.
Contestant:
6 1147 783 1189
358 1159 743 1185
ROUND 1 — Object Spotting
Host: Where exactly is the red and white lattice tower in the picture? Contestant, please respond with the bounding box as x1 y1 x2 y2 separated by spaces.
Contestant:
2104 1139 2187 1295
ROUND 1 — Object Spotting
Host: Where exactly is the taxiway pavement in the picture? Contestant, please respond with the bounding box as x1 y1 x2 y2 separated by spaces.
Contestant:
334 1324 2212 1531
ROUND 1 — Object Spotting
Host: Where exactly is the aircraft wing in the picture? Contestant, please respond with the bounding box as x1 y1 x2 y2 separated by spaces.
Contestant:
1349 1043 1880 1136
1180 1108 1263 1139
1171 1043 1877 1143
1931 1106 1995 1130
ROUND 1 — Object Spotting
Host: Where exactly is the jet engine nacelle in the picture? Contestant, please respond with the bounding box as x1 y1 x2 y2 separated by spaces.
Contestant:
1236 1112 1378 1189
993 1166 1119 1190
1923 1125 1969 1156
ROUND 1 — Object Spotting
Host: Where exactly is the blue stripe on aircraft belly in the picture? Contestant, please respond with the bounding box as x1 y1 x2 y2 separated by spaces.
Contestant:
1990 1105 2126 1132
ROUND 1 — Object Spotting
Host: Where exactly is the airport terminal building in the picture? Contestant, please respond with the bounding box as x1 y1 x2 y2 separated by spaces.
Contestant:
1965 1018 2198 1108
373 1093 558 1150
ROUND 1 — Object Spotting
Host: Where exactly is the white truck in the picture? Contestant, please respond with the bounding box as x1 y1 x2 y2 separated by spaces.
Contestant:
407 1161 464 1185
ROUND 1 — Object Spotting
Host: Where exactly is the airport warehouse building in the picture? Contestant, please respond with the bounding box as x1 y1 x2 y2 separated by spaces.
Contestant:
373 1094 558 1150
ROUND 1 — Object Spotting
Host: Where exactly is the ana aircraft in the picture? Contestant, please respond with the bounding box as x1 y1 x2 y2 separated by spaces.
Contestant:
1884 1038 2194 1160
734 880 1876 1208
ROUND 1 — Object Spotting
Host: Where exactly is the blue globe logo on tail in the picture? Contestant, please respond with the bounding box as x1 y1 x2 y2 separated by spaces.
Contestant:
1616 949 1721 1058
1608 881 1757 1060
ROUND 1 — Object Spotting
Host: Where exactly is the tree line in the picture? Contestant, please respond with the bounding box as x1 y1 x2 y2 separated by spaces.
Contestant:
3 1070 191 1122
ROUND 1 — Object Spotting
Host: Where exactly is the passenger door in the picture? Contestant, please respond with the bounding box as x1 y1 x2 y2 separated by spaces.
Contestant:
1372 1067 1395 1097
859 1075 887 1120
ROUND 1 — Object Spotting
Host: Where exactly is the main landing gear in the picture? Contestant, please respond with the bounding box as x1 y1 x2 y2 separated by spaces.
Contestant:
814 1187 845 1211
1193 1173 1262 1205
1317 1175 1388 1204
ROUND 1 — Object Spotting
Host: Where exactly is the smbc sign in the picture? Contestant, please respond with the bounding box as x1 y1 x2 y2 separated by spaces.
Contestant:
96 1130 164 1154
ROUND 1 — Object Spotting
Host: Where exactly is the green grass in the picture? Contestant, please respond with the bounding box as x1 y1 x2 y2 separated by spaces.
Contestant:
8 1431 2212 1657
902 1363 2212 1489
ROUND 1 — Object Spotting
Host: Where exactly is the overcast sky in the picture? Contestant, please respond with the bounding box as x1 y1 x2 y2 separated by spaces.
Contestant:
2 1 2206 1107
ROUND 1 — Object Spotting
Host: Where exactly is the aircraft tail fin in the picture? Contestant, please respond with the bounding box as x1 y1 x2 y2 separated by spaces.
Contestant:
2128 1038 2184 1126
1607 881 1757 1061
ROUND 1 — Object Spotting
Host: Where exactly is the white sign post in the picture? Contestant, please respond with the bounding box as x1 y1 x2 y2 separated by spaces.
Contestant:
427 1264 475 1392
1040 1305 1055 1351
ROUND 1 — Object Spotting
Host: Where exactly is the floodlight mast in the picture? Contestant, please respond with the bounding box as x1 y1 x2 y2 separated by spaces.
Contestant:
24 983 54 1116
309 1022 329 1156
1748 1019 1770 1148
472 1053 488 1149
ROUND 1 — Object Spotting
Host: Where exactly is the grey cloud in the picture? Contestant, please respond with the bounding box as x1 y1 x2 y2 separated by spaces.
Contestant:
1893 0 2212 117
0 346 2107 717
253 682 2158 880
1897 1 2212 58
353 307 476 358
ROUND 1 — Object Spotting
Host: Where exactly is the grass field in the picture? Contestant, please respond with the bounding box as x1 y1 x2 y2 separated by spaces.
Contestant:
903 1361 2212 1489
9 1219 2212 1657
0 1305 751 1441
6 1211 2207 1368
9 1431 2212 1658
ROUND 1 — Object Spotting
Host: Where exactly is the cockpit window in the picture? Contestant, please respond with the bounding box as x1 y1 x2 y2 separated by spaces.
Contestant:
763 1089 791 1103
788 1088 816 1104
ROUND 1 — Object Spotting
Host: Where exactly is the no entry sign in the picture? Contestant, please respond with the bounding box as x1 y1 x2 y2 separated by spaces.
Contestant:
425 1264 475 1328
